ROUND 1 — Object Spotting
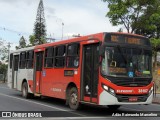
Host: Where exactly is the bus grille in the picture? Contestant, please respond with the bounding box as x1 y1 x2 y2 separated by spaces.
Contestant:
116 94 148 102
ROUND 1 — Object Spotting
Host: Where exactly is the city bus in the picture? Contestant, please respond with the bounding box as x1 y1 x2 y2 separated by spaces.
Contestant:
8 32 153 110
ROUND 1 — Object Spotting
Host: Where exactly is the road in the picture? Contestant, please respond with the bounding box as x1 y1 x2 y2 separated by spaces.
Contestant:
0 83 160 120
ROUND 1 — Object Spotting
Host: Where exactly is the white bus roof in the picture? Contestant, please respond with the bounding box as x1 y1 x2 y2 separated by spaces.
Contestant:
10 46 35 54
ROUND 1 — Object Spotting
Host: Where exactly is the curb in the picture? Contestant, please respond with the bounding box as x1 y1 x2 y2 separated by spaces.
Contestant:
152 98 160 104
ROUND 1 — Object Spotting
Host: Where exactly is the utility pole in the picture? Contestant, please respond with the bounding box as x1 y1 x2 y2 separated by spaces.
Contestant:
7 42 11 59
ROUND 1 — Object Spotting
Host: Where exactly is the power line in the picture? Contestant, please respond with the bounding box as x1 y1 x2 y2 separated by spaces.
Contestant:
0 26 31 36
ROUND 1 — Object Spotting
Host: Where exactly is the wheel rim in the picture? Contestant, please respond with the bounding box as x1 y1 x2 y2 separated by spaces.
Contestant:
70 92 78 105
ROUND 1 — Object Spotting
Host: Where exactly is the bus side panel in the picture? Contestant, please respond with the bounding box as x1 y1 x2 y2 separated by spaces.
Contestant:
7 68 12 89
41 68 80 99
17 69 34 93
41 69 66 99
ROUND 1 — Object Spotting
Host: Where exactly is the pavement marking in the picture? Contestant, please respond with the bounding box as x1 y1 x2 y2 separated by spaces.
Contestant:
0 92 86 117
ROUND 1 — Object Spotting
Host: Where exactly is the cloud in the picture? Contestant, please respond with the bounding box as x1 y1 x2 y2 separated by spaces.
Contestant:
0 0 119 48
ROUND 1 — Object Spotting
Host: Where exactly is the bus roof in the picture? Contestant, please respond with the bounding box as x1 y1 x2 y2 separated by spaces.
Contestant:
10 46 34 54
10 32 147 53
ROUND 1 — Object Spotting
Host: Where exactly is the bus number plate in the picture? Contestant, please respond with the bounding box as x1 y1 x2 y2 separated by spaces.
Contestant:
129 97 138 102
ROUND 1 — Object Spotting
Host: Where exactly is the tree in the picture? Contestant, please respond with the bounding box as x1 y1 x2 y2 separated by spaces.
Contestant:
28 35 36 46
102 0 156 33
0 63 7 82
15 36 27 49
0 40 8 62
32 0 47 45
134 0 160 69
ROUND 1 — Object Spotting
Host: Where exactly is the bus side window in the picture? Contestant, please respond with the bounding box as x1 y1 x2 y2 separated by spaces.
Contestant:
19 52 26 69
26 50 34 69
45 47 54 68
66 43 80 68
10 53 13 69
55 45 66 67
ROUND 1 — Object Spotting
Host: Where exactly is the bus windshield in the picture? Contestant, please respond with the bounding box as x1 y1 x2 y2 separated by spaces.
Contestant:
101 46 152 77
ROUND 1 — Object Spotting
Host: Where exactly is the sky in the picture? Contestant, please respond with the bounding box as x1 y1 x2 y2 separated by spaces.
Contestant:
0 0 119 50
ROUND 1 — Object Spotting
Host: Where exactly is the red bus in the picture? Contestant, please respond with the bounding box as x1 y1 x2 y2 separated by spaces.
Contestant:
8 32 153 110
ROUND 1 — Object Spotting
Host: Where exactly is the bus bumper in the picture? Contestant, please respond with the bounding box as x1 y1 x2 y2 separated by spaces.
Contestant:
99 90 153 105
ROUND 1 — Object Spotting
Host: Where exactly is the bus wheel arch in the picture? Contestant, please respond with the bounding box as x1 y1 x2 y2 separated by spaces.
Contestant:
66 83 80 110
21 79 30 99
21 79 27 91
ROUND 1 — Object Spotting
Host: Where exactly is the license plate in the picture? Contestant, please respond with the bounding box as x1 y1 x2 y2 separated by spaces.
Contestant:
129 97 138 102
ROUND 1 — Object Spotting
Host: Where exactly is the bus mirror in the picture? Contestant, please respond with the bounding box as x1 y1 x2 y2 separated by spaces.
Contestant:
110 61 116 67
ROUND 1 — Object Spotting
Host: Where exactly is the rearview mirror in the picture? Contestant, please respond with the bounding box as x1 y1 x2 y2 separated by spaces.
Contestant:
110 61 116 67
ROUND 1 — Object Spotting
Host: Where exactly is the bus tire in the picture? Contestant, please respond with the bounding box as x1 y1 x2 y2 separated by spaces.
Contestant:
68 87 80 110
22 82 30 99
107 105 121 110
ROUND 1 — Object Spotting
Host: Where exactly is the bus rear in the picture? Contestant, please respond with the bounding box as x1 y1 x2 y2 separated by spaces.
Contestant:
98 33 153 108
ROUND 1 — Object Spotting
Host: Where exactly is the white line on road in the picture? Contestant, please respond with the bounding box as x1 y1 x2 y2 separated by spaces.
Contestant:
0 92 86 117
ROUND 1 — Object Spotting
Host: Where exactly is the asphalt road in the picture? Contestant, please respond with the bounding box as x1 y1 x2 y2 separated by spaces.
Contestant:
0 83 160 120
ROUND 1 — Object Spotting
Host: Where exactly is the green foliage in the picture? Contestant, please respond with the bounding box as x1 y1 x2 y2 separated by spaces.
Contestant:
0 63 7 74
135 1 160 38
0 63 8 82
15 36 27 49
33 0 47 45
28 35 36 46
103 0 156 33
0 41 8 61
33 22 46 45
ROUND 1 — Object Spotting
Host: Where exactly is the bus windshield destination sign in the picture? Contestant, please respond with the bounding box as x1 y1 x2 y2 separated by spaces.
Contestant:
111 35 140 45
105 34 150 46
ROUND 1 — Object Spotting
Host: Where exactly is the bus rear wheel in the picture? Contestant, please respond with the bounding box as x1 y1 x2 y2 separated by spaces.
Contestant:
68 87 80 110
22 82 30 99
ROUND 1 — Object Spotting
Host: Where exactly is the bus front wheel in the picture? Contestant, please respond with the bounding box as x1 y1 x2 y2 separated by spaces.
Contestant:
22 82 30 99
68 87 80 110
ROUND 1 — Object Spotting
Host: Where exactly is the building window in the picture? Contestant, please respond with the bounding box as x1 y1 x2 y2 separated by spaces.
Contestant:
19 52 26 69
66 43 80 68
26 50 34 69
55 45 66 67
45 47 54 68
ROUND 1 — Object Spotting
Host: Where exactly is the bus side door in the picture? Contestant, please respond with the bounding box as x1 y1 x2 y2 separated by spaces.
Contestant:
34 51 44 94
81 43 99 103
12 55 19 89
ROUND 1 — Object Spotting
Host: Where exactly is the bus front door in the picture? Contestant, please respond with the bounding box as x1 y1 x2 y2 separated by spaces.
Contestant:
81 43 99 103
34 51 43 94
12 55 19 89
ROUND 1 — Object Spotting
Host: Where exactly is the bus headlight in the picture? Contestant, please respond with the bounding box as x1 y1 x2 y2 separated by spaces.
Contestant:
148 86 153 96
103 85 109 91
102 84 115 96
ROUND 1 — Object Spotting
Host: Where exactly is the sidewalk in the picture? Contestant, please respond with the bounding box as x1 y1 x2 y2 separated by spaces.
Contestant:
152 93 160 104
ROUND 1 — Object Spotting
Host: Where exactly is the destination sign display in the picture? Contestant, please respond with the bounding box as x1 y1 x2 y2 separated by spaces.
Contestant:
105 33 150 46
